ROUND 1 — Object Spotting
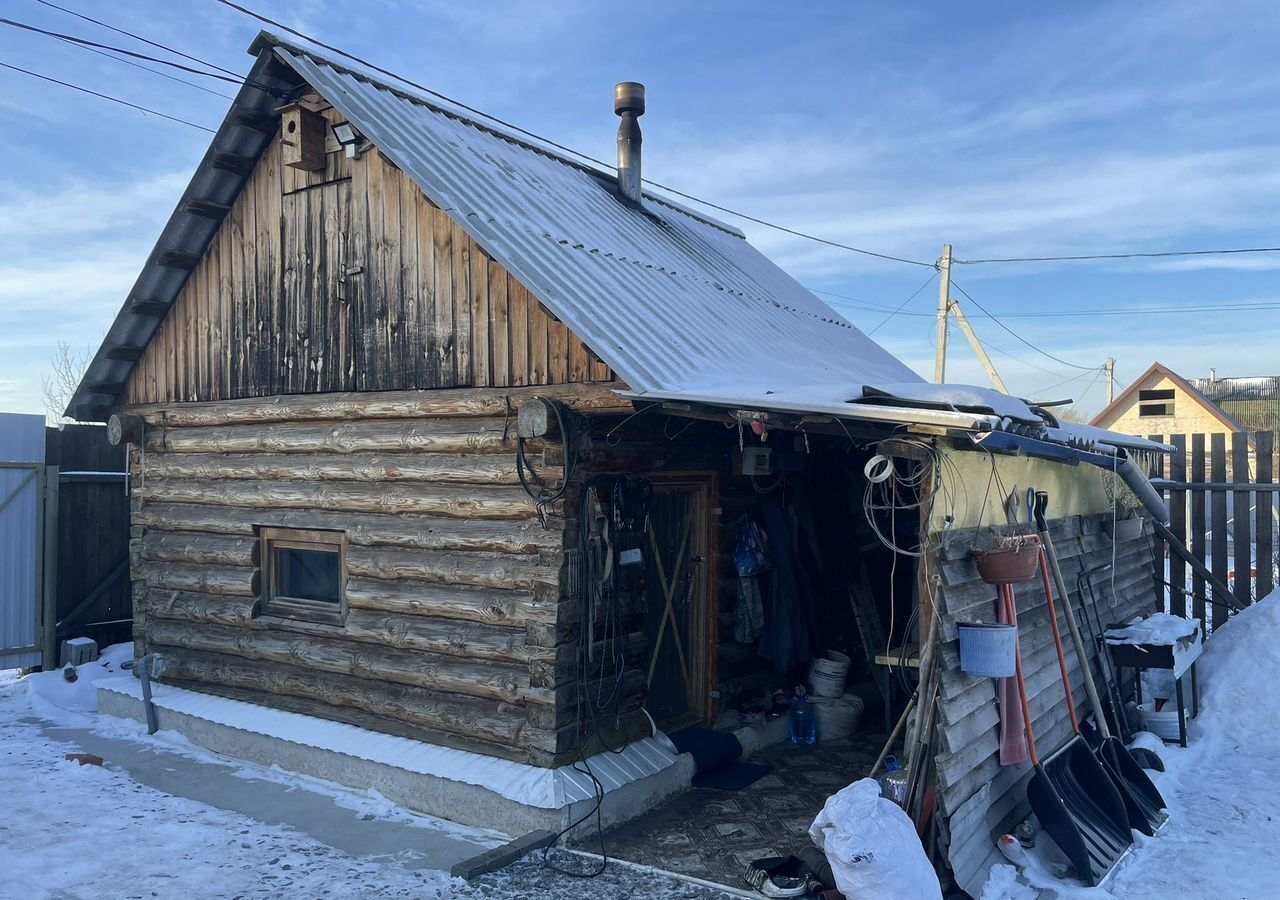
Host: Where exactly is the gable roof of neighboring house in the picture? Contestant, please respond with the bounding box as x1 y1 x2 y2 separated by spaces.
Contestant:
68 32 919 421
1090 361 1250 435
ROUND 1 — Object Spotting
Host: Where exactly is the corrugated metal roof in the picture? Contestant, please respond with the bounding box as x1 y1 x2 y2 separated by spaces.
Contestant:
272 40 922 397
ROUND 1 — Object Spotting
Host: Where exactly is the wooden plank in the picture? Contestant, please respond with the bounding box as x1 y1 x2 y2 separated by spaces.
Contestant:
469 236 490 387
528 293 549 385
1191 434 1207 631
549 316 569 384
432 203 455 384
1233 431 1252 606
142 418 519 455
134 503 562 555
261 138 284 397
382 156 405 392
569 333 591 383
121 382 629 425
1169 434 1188 617
414 181 436 388
508 278 529 386
348 146 371 391
309 183 329 392
135 478 542 520
366 151 389 391
489 261 510 386
1211 433 1229 631
453 220 472 386
1258 431 1275 601
138 450 551 485
1148 433 1166 605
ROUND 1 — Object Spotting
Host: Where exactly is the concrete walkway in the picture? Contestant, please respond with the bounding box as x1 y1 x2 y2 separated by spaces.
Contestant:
38 720 494 873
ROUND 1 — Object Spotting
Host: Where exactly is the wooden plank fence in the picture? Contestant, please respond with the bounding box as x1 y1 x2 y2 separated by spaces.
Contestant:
1146 431 1277 635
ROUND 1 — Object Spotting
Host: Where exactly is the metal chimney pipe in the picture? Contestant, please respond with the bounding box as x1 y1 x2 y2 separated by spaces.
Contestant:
614 82 645 204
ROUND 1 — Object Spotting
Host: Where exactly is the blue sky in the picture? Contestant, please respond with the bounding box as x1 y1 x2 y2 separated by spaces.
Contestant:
2 0 1279 419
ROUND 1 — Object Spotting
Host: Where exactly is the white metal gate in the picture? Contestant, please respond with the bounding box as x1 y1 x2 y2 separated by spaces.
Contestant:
1 413 46 670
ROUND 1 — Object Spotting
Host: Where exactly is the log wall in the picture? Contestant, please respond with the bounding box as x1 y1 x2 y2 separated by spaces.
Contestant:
125 384 630 766
932 516 1158 897
122 97 613 407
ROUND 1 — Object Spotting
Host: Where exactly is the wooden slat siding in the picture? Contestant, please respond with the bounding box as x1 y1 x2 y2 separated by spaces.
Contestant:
1169 434 1188 616
1191 434 1207 631
128 402 575 765
120 138 617 405
1211 433 1229 631
529 292 549 385
489 261 511 386
432 204 455 385
934 515 1158 897
469 236 491 387
1258 432 1276 600
454 226 472 386
509 280 530 386
1233 432 1252 606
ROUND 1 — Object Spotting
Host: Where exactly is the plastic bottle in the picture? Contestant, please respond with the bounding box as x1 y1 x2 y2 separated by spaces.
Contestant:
878 755 908 806
790 685 817 745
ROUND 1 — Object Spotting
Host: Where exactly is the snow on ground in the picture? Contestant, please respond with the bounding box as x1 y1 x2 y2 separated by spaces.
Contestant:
983 591 1280 899
1 646 739 900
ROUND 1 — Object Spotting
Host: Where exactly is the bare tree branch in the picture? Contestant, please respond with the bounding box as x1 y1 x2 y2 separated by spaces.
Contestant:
43 342 92 424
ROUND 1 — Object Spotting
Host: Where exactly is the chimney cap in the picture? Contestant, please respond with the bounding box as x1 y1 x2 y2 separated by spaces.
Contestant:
615 82 645 116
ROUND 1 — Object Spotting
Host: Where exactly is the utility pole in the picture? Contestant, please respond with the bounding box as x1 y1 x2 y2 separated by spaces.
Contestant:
1105 357 1116 404
934 244 953 383
950 299 1009 393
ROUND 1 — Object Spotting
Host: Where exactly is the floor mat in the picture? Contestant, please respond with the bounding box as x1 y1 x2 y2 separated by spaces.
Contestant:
593 730 884 889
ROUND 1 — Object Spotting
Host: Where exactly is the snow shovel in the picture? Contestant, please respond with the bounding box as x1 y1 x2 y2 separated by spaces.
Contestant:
1033 492 1167 836
1003 582 1132 887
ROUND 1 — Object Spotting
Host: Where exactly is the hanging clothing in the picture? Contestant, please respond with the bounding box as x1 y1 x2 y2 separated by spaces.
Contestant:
757 497 816 673
735 575 766 644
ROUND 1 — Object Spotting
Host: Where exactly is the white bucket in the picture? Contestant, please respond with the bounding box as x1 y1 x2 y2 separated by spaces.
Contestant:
809 650 852 698
1137 703 1182 742
958 622 1018 678
811 693 865 741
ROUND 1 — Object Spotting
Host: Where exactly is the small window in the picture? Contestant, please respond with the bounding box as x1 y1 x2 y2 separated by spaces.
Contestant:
259 527 346 624
1138 389 1175 417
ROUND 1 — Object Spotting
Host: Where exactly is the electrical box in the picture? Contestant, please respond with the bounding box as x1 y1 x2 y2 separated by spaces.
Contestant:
279 103 327 172
740 446 773 476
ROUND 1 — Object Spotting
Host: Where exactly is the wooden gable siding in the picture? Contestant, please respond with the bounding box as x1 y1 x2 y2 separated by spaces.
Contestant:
124 105 612 405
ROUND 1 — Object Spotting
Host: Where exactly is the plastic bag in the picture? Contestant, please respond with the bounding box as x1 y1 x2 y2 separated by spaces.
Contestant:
734 518 769 576
809 778 942 900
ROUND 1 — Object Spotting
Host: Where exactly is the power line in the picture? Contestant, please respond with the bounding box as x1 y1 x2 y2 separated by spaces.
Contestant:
23 28 235 99
1065 367 1106 415
209 0 934 268
33 0 242 77
0 17 244 84
950 281 1098 371
0 59 216 132
956 247 1280 265
865 271 939 335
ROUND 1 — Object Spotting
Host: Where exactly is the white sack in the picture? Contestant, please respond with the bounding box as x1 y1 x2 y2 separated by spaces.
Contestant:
809 778 942 900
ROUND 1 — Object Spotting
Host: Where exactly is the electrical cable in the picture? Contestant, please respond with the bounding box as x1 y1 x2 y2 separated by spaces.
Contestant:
956 246 1280 265
34 0 243 76
515 399 578 528
33 34 236 100
866 271 940 335
950 281 1097 371
209 0 934 267
0 60 216 132
1 17 245 83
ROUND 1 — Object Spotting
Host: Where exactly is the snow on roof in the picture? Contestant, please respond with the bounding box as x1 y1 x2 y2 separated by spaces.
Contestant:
272 39 922 396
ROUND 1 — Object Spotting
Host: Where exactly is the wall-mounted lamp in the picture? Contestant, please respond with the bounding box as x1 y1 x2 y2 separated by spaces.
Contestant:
332 122 367 158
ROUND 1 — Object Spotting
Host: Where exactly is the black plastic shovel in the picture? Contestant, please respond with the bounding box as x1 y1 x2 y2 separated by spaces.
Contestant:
1002 581 1133 887
1033 492 1168 836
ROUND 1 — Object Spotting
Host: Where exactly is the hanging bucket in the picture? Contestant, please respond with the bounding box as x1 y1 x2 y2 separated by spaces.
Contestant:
808 650 852 698
811 693 865 741
958 622 1019 678
975 546 1041 585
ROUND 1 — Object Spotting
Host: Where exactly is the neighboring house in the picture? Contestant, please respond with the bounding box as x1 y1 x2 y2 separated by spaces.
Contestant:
69 31 1170 896
1092 361 1257 480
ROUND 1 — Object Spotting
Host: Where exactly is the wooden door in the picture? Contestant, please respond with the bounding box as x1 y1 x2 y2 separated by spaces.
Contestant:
643 477 715 729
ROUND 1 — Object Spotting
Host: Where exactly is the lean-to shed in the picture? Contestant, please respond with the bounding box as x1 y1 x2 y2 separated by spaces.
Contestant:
73 32 1176 894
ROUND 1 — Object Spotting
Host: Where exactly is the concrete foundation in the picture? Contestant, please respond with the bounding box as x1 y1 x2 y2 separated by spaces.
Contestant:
97 678 694 837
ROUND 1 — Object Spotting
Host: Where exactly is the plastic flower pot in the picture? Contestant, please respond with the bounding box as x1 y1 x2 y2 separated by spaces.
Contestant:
975 546 1041 584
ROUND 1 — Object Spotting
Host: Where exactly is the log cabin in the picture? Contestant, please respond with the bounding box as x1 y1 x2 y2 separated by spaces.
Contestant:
72 31 1182 895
